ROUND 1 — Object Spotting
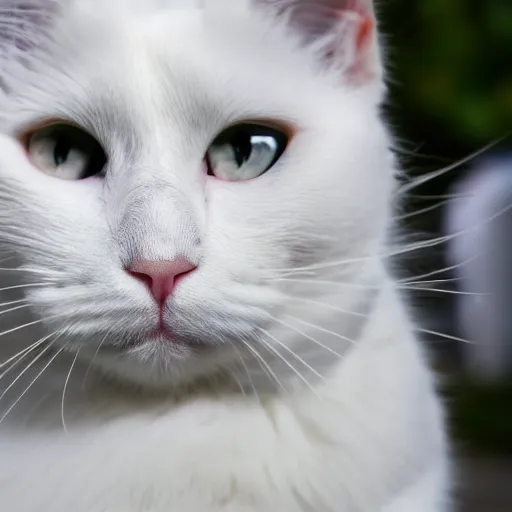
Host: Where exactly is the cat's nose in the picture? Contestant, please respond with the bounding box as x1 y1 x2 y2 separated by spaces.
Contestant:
128 259 197 304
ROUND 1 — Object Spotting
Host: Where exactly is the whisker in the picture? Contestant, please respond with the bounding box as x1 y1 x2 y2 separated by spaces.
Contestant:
408 193 471 201
0 318 46 338
284 314 357 345
0 283 47 293
62 347 80 434
229 366 247 398
0 342 69 425
0 331 54 372
271 277 377 289
0 333 58 402
0 303 31 317
256 333 318 394
258 327 324 380
237 336 284 393
0 299 28 308
82 331 110 390
266 313 343 358
416 328 474 345
264 236 454 277
403 278 461 286
397 285 487 297
281 296 367 319
228 342 252 399
266 196 512 280
397 138 505 195
394 200 450 221
0 267 48 275
399 256 478 284
0 255 16 265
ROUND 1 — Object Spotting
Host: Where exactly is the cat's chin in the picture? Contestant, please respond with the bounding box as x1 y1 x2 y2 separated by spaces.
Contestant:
86 332 233 391
145 328 211 349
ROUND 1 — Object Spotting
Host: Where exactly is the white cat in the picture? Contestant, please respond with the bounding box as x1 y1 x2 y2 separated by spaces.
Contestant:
0 0 450 510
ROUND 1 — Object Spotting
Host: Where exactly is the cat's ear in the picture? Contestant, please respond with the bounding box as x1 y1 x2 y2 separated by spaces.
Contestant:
254 0 381 85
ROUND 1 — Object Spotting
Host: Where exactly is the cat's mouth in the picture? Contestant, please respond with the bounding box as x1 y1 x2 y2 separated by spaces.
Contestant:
100 327 212 354
147 327 183 344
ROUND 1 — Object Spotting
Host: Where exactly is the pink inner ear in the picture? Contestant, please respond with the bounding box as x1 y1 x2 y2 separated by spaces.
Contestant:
355 13 373 52
336 7 376 84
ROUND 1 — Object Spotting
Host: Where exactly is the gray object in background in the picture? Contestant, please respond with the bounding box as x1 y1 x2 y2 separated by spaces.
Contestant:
444 155 512 380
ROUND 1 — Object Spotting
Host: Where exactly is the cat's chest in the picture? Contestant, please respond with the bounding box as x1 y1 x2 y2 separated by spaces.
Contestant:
0 396 334 512
0 341 439 512
0 391 405 512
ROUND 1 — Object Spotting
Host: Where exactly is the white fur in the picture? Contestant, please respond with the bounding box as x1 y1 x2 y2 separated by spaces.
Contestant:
0 1 450 510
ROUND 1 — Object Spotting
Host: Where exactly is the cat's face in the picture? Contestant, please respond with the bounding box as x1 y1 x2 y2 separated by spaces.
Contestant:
0 0 393 389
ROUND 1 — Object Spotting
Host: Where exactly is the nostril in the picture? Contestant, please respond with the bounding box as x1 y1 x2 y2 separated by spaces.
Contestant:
127 258 197 304
128 270 154 290
173 263 196 283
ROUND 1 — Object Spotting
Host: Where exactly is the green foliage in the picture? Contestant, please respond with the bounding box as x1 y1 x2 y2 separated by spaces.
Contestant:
382 0 512 150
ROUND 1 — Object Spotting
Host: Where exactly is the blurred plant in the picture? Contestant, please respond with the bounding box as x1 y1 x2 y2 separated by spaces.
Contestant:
382 0 512 152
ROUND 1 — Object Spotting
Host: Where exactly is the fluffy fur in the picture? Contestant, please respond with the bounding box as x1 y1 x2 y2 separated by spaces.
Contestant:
0 0 450 510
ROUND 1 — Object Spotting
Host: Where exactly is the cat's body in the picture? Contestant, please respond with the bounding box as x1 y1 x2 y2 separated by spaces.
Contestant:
0 1 450 511
0 283 448 512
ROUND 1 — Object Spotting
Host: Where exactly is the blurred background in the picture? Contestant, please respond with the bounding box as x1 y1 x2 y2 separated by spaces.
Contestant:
380 0 512 510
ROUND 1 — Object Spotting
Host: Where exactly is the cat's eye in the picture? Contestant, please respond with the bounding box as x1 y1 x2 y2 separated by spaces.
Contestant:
205 123 288 181
25 124 107 180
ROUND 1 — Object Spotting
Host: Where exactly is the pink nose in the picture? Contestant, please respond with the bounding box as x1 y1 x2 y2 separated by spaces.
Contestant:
128 259 196 304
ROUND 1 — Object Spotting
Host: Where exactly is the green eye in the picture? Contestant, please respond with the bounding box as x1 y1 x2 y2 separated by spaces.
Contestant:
206 123 288 181
26 124 107 180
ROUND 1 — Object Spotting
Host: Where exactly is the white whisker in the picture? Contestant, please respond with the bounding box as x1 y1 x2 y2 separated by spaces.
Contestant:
399 256 478 284
0 303 31 317
284 314 357 345
394 200 450 222
258 327 324 380
272 277 377 289
237 336 284 393
0 332 54 372
0 318 46 338
0 342 69 425
0 267 48 275
62 347 80 434
0 334 58 402
403 278 461 286
228 342 252 398
398 285 487 296
0 299 28 308
266 314 343 358
0 283 47 293
257 333 318 395
416 328 473 345
398 139 503 195
282 296 367 318
82 331 110 390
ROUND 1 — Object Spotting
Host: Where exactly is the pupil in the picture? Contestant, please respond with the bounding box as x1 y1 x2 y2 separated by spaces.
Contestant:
53 137 71 167
231 131 252 167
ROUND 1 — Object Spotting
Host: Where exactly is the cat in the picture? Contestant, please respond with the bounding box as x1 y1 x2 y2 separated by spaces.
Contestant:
0 0 451 510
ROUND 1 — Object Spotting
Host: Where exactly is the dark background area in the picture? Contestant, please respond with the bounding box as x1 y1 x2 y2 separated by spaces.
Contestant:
381 1 512 510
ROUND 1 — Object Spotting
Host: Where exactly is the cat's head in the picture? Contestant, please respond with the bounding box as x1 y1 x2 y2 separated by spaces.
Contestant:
0 0 394 390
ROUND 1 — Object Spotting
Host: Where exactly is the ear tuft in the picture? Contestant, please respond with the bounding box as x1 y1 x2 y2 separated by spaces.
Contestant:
254 0 381 85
